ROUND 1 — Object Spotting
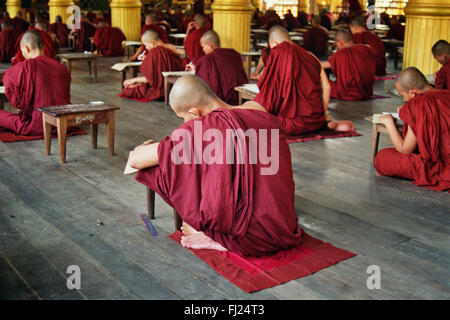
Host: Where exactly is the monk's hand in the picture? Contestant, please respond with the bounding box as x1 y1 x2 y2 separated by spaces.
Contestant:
123 79 136 88
186 63 195 72
379 114 395 125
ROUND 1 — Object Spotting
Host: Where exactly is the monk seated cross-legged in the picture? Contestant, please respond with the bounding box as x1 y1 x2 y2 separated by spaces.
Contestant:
71 14 96 52
0 22 20 62
254 26 354 136
184 14 211 63
129 75 303 256
187 30 248 106
93 21 126 57
374 67 450 192
302 15 328 59
321 28 375 101
0 31 71 136
120 30 183 102
49 15 70 48
432 40 450 90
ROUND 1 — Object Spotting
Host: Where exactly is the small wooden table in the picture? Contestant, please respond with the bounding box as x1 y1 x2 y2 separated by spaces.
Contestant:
241 51 261 79
162 71 194 106
235 85 258 105
38 104 120 163
57 53 98 82
169 33 186 46
123 41 142 60
111 62 142 89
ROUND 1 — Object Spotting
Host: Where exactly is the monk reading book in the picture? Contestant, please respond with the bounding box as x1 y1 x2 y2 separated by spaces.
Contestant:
49 15 69 48
93 21 126 57
12 22 56 64
0 22 20 62
187 30 248 105
302 15 329 59
184 14 211 63
254 26 354 135
432 40 450 90
0 31 71 136
321 28 375 101
120 30 183 102
374 67 450 192
349 17 387 76
129 75 303 256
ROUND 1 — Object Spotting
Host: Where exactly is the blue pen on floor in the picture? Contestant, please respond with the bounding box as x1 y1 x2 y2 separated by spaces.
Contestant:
140 213 159 237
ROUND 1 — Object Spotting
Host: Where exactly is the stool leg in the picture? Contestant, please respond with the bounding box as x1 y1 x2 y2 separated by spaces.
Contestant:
88 61 92 76
57 117 68 163
174 209 182 231
371 124 381 166
43 115 52 155
91 124 98 149
147 188 155 220
94 59 98 82
164 77 169 106
106 111 115 156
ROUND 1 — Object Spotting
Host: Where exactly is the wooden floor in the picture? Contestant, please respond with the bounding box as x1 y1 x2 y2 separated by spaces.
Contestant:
0 56 448 300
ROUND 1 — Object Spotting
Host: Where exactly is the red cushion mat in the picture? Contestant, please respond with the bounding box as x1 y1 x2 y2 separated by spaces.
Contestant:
0 127 88 143
286 129 361 144
170 230 356 293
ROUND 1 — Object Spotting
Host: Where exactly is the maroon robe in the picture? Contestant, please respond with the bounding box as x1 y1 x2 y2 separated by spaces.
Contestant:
11 17 29 33
141 23 169 43
386 23 405 41
12 29 56 65
120 46 183 102
93 26 126 57
328 44 375 101
283 13 301 30
195 48 248 105
302 26 328 58
184 26 210 62
254 42 326 135
0 27 20 62
87 11 97 23
352 31 387 76
375 90 450 191
135 108 303 256
76 21 96 52
49 22 69 47
0 55 71 136
435 61 449 90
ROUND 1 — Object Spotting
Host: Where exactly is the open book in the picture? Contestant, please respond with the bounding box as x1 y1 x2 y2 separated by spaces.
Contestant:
372 112 403 125
161 70 194 77
243 83 260 94
111 62 142 72
124 151 139 175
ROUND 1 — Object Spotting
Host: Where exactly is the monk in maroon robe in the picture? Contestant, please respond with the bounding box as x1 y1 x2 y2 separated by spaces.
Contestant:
302 15 329 58
12 24 56 65
129 75 302 256
93 22 126 57
120 30 183 102
0 31 71 136
86 9 96 23
11 12 29 33
432 40 450 90
374 67 450 191
321 29 375 101
184 14 211 63
188 30 248 105
254 26 354 136
49 15 69 48
283 9 301 31
350 17 387 76
386 17 405 41
71 14 96 52
0 22 20 62
250 46 270 80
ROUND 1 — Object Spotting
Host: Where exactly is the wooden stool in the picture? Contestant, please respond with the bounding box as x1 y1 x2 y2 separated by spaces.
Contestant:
147 188 182 231
234 85 257 105
365 116 403 165
241 51 261 79
57 53 98 82
38 104 120 163
121 65 140 89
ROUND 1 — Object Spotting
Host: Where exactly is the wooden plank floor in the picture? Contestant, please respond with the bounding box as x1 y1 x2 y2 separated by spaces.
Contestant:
0 56 448 300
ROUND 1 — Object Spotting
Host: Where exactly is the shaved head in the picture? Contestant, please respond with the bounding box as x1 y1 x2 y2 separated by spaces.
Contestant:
194 14 207 27
145 13 156 24
396 67 429 92
431 40 450 56
97 21 109 28
268 25 290 45
169 75 217 113
349 16 365 28
55 15 63 23
312 15 321 25
35 22 47 31
200 30 220 48
20 30 44 50
335 28 352 43
142 29 160 42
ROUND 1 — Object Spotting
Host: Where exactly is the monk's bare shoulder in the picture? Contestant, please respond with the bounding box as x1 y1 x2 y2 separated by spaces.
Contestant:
239 101 267 113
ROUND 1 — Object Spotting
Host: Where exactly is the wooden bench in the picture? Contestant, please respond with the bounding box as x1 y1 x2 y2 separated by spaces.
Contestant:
123 41 142 60
241 51 261 79
57 53 98 82
146 188 182 231
162 71 194 106
38 104 120 163
235 85 258 105
169 33 186 46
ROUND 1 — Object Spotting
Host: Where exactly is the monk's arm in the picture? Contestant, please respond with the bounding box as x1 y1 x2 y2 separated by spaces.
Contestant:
320 67 330 113
250 57 265 79
129 46 144 62
380 115 418 154
321 61 331 69
129 142 160 169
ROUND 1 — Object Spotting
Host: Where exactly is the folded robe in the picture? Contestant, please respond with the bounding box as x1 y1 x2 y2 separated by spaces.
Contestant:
328 44 375 101
184 26 210 62
195 48 248 105
352 31 386 76
93 26 126 57
303 26 328 58
49 22 69 47
0 55 71 136
0 27 20 62
374 90 450 191
12 29 56 65
120 45 183 102
254 41 326 135
136 108 303 257
435 61 449 90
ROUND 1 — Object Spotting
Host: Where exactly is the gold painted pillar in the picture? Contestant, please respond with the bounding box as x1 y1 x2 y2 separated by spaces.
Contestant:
403 0 450 75
298 0 310 13
6 0 21 18
110 0 142 41
49 0 75 23
212 0 253 53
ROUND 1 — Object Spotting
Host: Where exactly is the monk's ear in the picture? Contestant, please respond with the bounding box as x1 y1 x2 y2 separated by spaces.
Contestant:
187 107 201 118
408 89 420 97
